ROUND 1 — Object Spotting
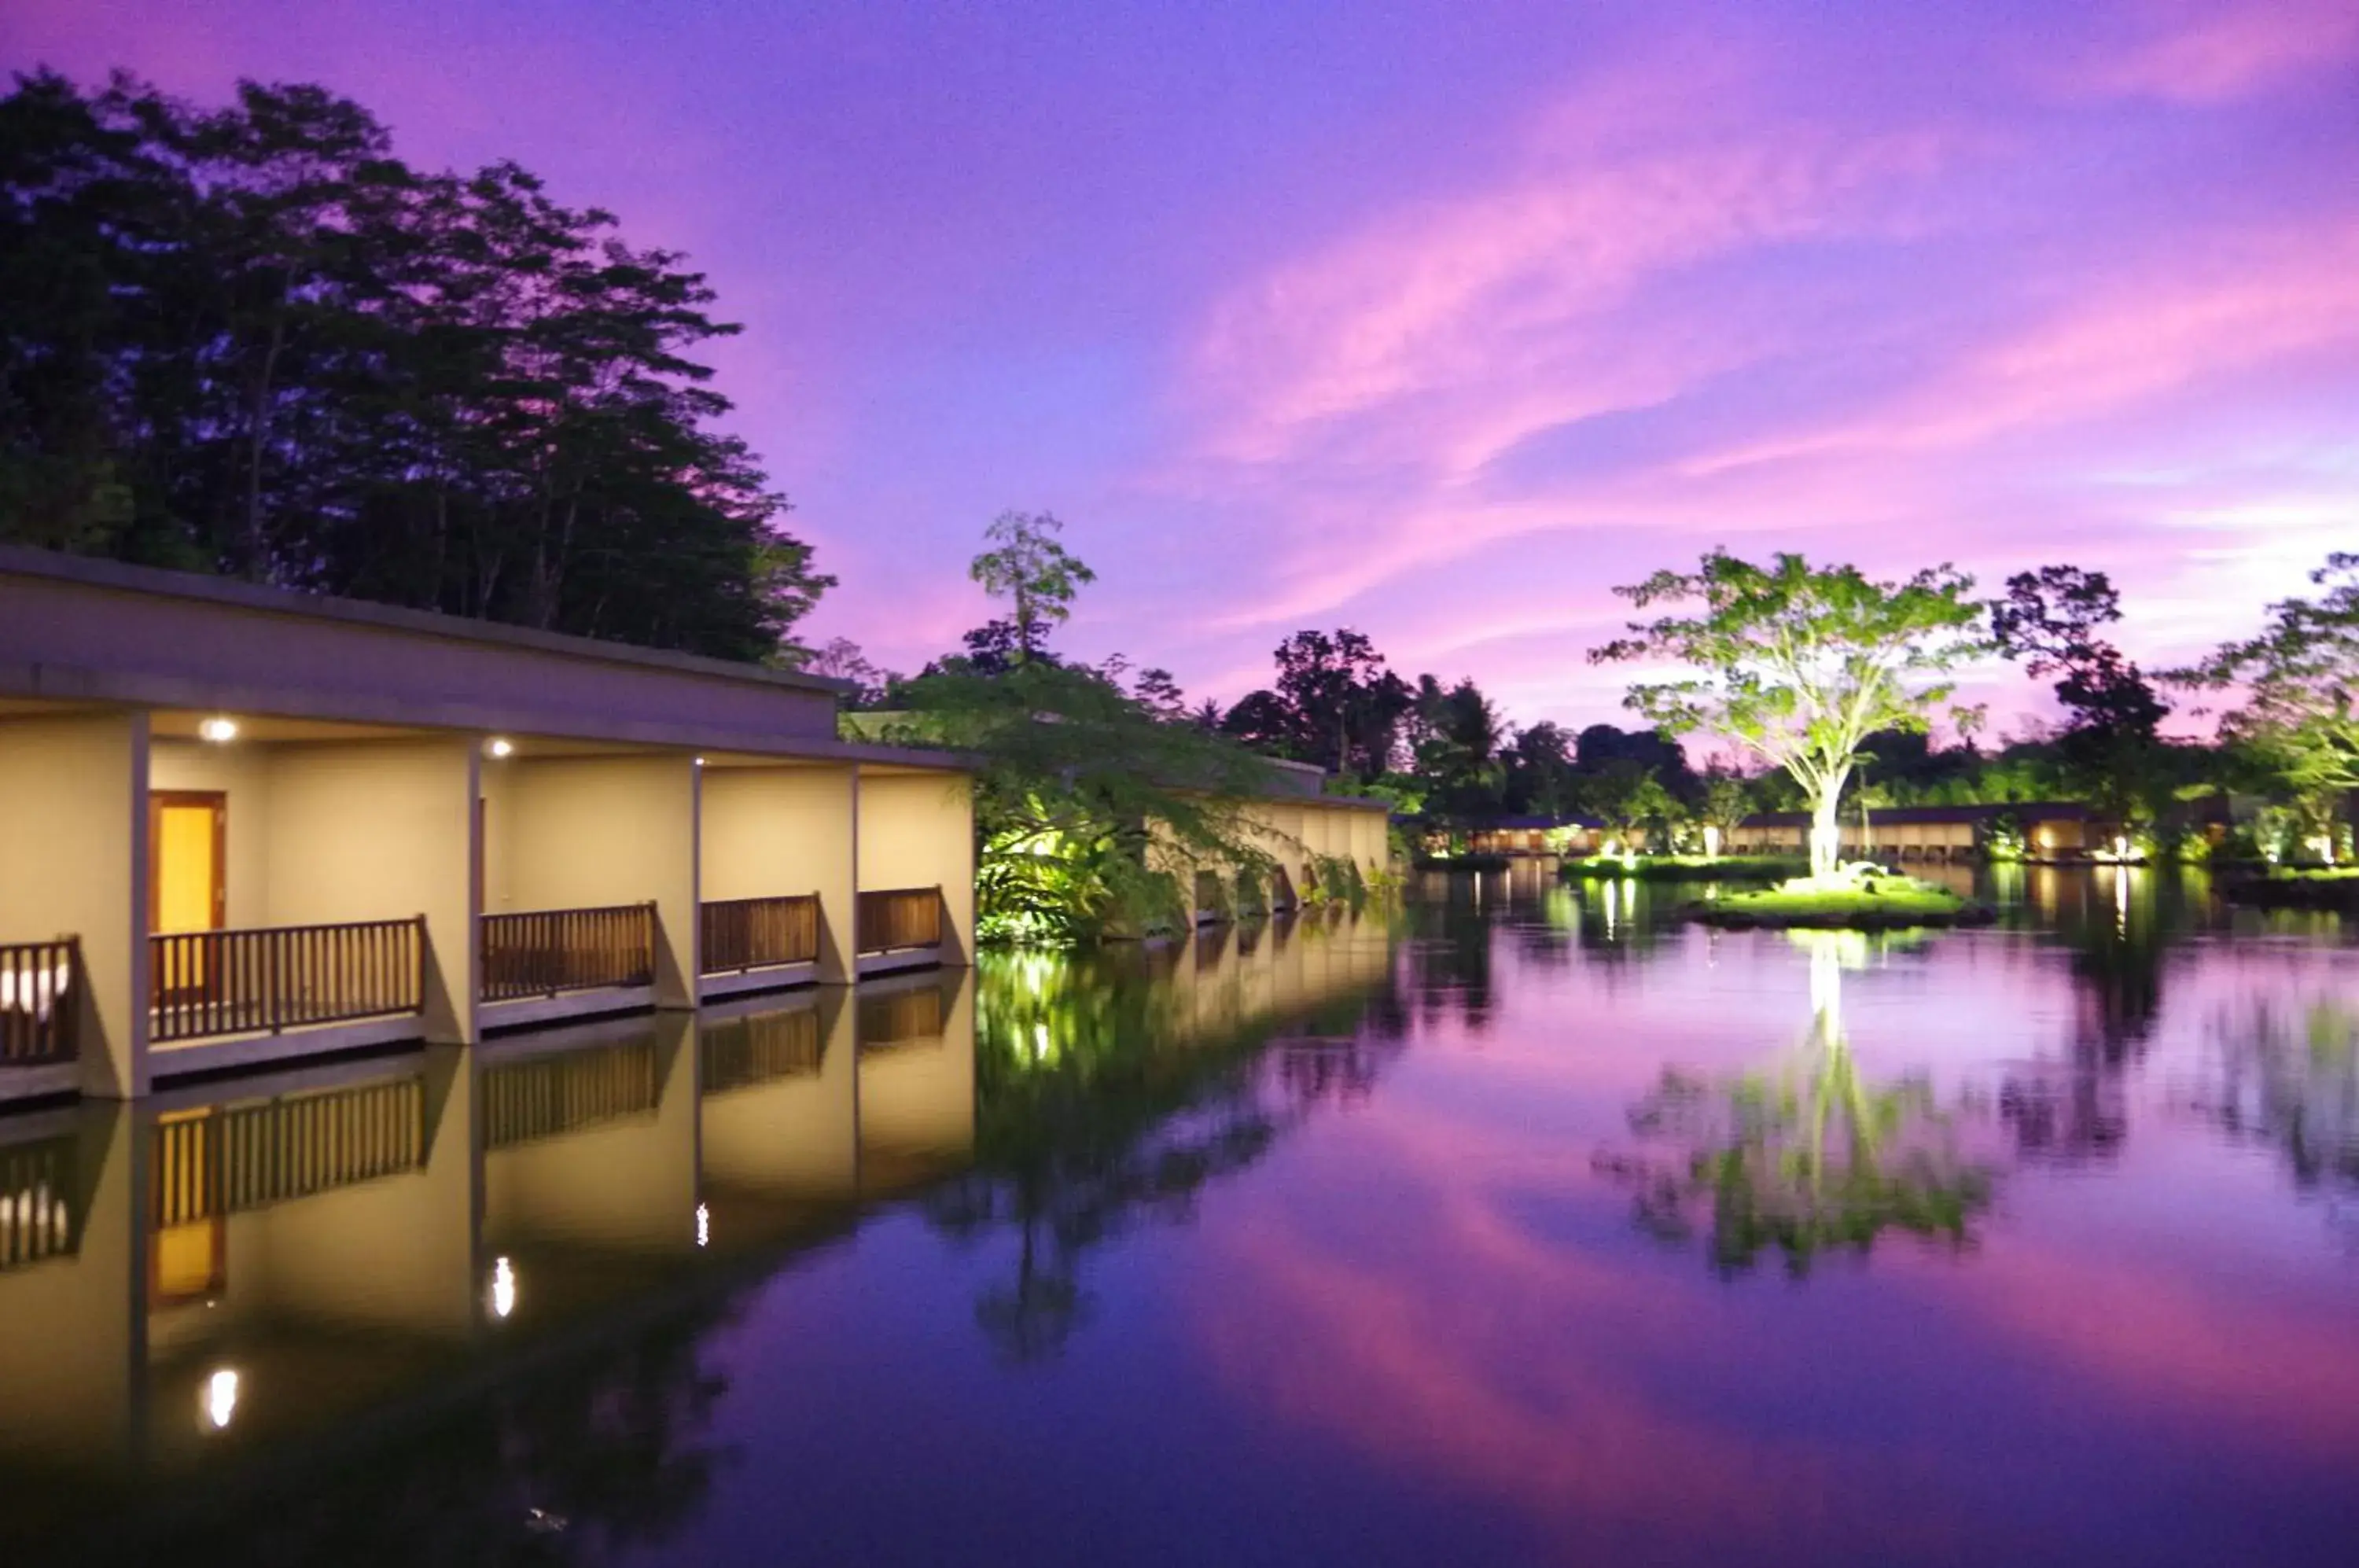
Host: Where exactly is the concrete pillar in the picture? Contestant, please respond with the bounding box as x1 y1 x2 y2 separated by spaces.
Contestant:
855 770 975 965
699 763 857 984
0 711 150 1097
490 753 700 1009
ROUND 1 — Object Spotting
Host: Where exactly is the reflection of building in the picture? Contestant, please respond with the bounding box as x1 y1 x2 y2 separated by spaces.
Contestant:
0 544 973 1106
0 994 973 1554
858 971 978 1196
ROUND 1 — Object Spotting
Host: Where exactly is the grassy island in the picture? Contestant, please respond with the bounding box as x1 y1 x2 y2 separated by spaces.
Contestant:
1564 854 1808 882
1686 867 1994 930
2219 867 2359 912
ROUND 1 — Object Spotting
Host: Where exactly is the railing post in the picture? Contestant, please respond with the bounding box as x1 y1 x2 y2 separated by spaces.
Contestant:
266 925 283 1034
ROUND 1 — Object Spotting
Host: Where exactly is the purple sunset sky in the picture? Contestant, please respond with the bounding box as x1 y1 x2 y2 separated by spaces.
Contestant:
8 0 2355 734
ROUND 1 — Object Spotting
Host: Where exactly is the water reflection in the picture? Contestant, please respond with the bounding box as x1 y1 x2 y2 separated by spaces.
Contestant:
5 878 2358 1566
0 915 1402 1559
0 972 967 1565
1606 933 2003 1275
929 912 1396 1361
2195 997 2359 1202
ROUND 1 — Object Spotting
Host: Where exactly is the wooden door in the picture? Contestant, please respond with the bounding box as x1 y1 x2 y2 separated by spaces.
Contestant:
150 791 226 1001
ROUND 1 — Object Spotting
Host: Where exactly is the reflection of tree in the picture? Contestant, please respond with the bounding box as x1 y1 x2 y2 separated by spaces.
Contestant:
1568 877 1669 969
1998 867 2199 1165
1397 890 1498 1029
2194 998 2359 1194
1999 1063 2125 1165
145 1295 739 1566
936 936 1398 1361
1604 936 2000 1277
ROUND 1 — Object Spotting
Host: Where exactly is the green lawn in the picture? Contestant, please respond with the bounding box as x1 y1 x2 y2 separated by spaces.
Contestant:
2222 864 2359 911
1564 855 1808 883
1688 874 1993 929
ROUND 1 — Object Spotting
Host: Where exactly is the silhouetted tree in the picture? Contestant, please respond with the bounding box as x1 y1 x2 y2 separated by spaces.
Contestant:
0 70 830 660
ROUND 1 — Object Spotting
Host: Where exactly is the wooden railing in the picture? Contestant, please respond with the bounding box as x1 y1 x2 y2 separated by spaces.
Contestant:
856 887 942 955
1 937 80 1068
0 1134 79 1271
858 985 946 1050
149 918 424 1044
700 894 820 975
480 902 654 1003
150 1079 427 1226
481 1040 661 1149
700 1006 824 1095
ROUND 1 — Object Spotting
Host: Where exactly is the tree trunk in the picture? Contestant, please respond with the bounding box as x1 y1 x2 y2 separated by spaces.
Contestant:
1809 779 1844 882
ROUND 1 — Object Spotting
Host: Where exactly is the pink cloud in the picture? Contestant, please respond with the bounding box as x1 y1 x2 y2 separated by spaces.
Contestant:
2061 0 2359 103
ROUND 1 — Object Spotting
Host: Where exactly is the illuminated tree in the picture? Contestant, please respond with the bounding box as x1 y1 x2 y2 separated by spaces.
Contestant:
1592 550 1986 882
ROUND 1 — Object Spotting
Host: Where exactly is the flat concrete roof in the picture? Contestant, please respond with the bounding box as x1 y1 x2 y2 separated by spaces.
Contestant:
0 543 852 697
0 544 973 772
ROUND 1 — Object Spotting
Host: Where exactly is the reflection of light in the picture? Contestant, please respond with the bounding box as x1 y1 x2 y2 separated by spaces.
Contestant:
485 737 513 759
1032 1022 1051 1061
489 1255 518 1320
695 1203 710 1249
1702 825 1721 859
197 716 238 744
2114 864 2129 935
202 1367 239 1430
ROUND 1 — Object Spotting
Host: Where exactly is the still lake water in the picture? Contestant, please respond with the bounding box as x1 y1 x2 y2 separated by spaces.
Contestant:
5 866 2357 1566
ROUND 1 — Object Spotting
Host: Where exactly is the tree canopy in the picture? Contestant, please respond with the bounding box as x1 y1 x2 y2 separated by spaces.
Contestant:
2170 553 2359 857
1222 628 1412 778
968 510 1095 664
1989 565 2171 820
1592 550 1987 878
0 69 826 659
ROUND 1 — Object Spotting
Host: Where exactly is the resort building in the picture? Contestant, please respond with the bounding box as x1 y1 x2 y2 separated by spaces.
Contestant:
0 545 977 1106
1725 802 2096 861
0 546 1396 1111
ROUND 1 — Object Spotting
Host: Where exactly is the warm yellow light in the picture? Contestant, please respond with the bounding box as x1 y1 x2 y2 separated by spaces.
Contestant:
197 716 238 744
694 756 707 767
489 1255 518 1320
485 738 513 759
202 1367 239 1430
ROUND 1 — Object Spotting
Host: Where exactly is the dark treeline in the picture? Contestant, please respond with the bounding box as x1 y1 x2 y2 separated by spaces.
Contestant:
1211 626 1697 823
0 71 828 659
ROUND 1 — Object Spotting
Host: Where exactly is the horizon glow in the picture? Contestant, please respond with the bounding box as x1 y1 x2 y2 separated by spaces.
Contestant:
6 0 2353 737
